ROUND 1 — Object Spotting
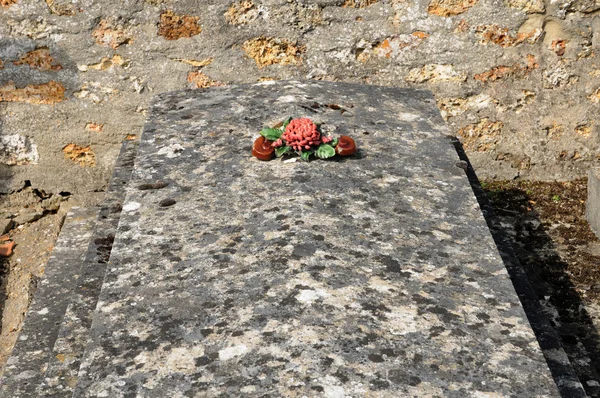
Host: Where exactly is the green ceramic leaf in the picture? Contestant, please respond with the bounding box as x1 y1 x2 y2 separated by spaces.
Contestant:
281 117 292 130
275 146 291 157
300 150 312 161
330 137 338 147
260 128 283 141
315 144 336 159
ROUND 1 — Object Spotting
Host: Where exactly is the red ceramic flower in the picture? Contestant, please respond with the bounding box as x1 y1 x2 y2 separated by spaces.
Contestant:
282 118 323 151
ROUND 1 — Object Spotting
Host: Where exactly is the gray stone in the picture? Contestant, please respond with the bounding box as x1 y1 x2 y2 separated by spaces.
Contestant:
70 81 559 397
586 168 600 238
0 217 12 234
12 211 43 226
41 196 62 212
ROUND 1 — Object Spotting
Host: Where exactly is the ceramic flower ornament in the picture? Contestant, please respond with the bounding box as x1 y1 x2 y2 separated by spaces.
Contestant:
252 117 356 161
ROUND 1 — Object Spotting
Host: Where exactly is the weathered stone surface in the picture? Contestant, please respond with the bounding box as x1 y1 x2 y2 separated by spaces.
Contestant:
474 54 538 82
37 141 139 397
73 81 559 397
457 118 504 152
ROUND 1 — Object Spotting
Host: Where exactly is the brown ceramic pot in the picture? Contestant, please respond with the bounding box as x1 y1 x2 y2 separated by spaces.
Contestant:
252 136 275 161
335 135 357 156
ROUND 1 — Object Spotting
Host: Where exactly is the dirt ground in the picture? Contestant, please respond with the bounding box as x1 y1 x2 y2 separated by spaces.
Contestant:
0 186 70 374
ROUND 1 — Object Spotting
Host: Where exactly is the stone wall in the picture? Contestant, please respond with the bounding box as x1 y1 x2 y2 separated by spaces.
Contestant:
0 0 599 200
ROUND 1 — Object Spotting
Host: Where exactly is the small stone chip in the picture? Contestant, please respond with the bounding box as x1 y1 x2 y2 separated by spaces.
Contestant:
138 182 169 190
159 198 177 207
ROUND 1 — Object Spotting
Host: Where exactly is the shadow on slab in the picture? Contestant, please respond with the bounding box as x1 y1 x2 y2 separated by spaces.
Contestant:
453 139 600 398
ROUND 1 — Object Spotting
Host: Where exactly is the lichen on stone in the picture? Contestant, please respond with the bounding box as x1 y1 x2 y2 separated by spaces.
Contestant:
13 48 62 71
0 0 17 7
242 37 305 68
158 10 201 40
0 81 66 105
342 0 379 8
45 0 79 15
187 71 222 89
427 0 479 16
503 0 545 13
457 118 504 152
224 0 259 25
405 64 466 83
475 24 541 47
92 19 133 49
474 54 538 83
62 144 96 167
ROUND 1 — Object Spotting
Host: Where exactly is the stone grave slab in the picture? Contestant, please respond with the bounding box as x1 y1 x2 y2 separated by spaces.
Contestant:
73 81 560 397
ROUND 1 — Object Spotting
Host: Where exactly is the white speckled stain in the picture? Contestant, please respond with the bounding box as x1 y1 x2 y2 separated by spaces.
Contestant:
254 80 276 86
472 391 507 398
37 308 49 315
133 345 204 377
320 376 347 398
432 230 453 241
276 95 296 103
387 306 420 335
122 202 141 212
296 289 329 306
218 344 248 361
398 112 421 121
157 143 184 158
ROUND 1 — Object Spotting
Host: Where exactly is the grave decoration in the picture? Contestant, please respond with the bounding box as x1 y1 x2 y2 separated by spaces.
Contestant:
252 117 356 161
